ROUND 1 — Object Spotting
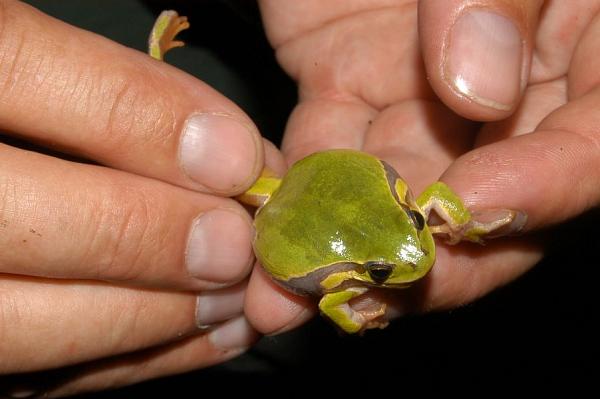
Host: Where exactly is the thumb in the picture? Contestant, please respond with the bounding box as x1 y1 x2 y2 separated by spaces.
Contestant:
418 0 543 121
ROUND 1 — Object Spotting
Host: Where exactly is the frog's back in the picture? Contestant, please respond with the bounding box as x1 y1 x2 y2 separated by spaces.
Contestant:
254 149 414 282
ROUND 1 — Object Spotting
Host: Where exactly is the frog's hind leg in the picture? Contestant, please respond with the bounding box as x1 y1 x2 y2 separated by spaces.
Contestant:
148 10 190 60
319 288 388 334
417 182 526 244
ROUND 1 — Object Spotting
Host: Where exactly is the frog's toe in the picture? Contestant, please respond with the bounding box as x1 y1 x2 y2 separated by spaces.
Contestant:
431 208 527 244
465 209 528 241
318 288 373 334
148 11 190 60
329 302 388 334
350 297 388 331
319 286 395 333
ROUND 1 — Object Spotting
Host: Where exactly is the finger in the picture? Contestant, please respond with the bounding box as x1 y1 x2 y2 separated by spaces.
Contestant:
263 137 288 175
439 11 600 232
281 98 375 164
244 263 315 335
476 78 566 145
440 86 600 232
567 8 600 100
462 1 600 154
419 0 544 121
377 238 543 319
530 1 600 84
0 1 263 195
0 145 254 290
1 317 257 398
195 283 247 328
0 276 248 373
362 100 476 192
270 4 433 163
421 239 542 310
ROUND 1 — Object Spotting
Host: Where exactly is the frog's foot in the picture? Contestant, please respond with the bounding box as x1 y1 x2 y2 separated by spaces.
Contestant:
236 168 282 208
148 10 190 60
319 288 388 334
418 182 527 244
428 208 526 244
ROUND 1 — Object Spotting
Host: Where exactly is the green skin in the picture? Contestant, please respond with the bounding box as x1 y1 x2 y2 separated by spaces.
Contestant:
255 150 434 286
148 11 514 334
251 150 477 333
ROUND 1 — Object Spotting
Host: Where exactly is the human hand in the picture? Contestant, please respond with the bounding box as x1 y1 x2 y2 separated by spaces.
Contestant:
0 1 286 396
246 0 600 334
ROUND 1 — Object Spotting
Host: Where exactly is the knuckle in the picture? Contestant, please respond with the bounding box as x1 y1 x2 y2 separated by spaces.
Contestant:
0 2 87 112
82 183 164 283
0 0 179 156
104 292 148 350
0 284 28 372
98 67 179 157
0 290 10 361
0 1 27 98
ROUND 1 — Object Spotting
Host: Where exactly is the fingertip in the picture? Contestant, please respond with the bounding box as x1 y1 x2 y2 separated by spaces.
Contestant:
262 137 288 176
185 205 255 287
179 113 265 196
207 316 260 353
439 126 600 232
419 0 542 121
245 264 316 335
438 136 542 229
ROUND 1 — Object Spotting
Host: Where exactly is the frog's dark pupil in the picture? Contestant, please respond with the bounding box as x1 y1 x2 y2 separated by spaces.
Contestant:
409 210 425 231
365 262 393 284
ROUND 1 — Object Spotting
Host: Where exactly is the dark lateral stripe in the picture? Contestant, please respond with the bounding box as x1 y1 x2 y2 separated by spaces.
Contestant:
380 160 402 204
277 262 360 296
268 261 415 297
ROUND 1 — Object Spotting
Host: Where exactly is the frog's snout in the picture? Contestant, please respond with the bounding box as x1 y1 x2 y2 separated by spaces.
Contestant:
364 261 394 284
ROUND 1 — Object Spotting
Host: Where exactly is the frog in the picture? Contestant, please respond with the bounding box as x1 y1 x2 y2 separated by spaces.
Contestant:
148 11 523 334
237 149 523 333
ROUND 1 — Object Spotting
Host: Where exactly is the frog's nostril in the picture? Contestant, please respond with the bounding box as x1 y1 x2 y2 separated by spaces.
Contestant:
365 262 393 284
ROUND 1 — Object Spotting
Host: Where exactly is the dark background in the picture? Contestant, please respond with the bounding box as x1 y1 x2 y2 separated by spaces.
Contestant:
8 0 600 396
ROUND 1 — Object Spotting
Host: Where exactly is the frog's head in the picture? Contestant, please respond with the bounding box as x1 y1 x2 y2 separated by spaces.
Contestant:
357 204 436 288
354 165 437 288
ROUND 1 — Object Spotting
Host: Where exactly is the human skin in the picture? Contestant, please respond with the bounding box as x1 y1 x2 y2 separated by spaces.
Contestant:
246 0 600 334
2 0 600 396
0 0 286 396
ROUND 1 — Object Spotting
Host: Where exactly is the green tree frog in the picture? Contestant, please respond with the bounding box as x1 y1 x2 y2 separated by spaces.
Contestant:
148 11 522 334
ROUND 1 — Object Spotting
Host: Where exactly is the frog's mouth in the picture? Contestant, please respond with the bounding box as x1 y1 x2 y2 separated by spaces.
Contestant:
273 262 412 296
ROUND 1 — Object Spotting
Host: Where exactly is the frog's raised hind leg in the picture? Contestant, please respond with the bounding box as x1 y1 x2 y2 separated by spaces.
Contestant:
417 182 526 244
148 10 190 60
147 11 280 208
319 288 388 334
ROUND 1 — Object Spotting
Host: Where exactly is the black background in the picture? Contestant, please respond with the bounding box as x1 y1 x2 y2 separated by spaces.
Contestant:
5 1 600 396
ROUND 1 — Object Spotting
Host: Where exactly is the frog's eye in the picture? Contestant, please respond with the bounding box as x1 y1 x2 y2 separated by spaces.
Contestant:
364 262 393 284
408 210 425 231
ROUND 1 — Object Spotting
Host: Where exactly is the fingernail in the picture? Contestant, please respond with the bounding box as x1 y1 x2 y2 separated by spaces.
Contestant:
3 387 37 398
445 9 523 110
208 316 257 352
180 113 259 192
186 208 254 283
195 285 246 328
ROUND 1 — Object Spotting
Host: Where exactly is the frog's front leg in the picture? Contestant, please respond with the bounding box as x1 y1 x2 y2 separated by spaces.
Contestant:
319 287 388 334
417 182 526 244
